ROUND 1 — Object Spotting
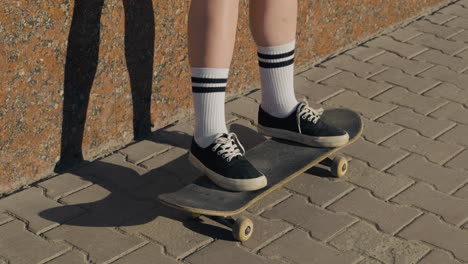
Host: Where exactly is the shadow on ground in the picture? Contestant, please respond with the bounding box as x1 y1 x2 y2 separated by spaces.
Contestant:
40 124 331 241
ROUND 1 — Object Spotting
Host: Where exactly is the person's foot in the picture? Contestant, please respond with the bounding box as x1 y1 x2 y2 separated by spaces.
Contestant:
257 101 349 148
189 132 267 191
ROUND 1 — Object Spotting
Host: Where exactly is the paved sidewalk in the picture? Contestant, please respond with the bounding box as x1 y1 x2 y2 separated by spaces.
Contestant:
2 1 468 263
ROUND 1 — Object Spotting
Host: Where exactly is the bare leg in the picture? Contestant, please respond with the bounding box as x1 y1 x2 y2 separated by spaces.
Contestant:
249 0 299 118
188 0 239 68
188 0 239 147
249 0 297 46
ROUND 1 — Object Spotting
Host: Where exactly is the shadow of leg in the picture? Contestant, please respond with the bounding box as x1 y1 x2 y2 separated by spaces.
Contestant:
123 0 155 140
55 0 105 172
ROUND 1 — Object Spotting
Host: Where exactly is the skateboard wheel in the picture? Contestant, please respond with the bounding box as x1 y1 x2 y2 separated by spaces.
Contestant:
331 155 348 177
233 217 253 242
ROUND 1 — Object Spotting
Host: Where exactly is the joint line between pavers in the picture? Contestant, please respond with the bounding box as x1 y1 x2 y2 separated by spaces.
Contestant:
101 240 149 264
309 69 343 84
248 191 293 216
37 247 74 264
321 186 356 209
448 180 468 196
441 144 467 166
364 66 391 80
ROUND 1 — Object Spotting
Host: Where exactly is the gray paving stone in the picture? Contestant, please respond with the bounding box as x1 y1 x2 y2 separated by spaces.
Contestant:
440 3 468 18
346 160 414 200
387 28 423 42
239 212 292 251
186 240 282 264
368 52 432 75
321 72 392 98
113 243 180 264
361 118 402 144
247 188 291 215
74 153 148 192
0 213 13 225
387 154 467 193
437 124 468 146
377 107 455 138
60 184 154 226
414 49 468 72
446 17 468 30
374 87 447 115
424 12 458 25
38 173 93 200
328 189 420 234
419 65 468 88
358 257 384 264
0 187 84 234
392 182 468 225
409 33 468 55
46 250 88 264
343 138 408 170
322 55 387 78
446 149 468 171
140 147 187 170
44 213 146 264
285 174 353 206
398 214 468 262
366 36 427 58
0 220 69 264
260 229 361 264
330 221 429 264
408 19 461 39
225 97 259 124
371 69 439 94
262 196 356 240
430 102 468 125
121 205 212 259
382 129 463 164
424 82 468 105
294 76 344 103
451 30 468 43
456 48 468 59
345 46 385 61
323 91 396 120
119 140 170 164
454 184 468 199
299 66 341 82
151 121 194 149
418 250 462 264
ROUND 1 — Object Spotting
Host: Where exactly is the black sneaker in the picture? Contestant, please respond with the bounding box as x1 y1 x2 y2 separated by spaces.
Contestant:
257 101 349 147
189 133 267 192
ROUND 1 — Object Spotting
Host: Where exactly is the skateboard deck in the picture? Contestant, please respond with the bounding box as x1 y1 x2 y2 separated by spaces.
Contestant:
159 108 362 217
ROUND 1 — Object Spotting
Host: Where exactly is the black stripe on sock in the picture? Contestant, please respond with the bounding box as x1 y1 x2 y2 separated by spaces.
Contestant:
191 77 227 84
192 86 226 93
258 58 294 68
257 49 294 60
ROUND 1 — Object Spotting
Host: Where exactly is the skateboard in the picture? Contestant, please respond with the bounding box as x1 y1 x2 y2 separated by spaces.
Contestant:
158 108 362 241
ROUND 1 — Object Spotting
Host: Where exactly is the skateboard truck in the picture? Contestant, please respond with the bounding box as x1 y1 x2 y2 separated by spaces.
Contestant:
319 155 348 177
191 214 254 242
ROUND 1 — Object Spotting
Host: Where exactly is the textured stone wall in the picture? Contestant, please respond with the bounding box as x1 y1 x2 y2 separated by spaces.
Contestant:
0 0 452 194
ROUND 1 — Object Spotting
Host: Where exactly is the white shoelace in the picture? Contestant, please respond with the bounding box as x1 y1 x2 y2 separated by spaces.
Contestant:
296 100 324 134
211 132 246 162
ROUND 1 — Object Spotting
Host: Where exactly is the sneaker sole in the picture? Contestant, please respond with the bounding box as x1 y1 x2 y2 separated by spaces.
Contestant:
188 152 268 192
257 124 349 148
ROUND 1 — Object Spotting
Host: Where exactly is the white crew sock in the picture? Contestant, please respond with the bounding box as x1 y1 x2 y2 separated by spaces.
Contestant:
191 67 229 148
257 40 299 118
